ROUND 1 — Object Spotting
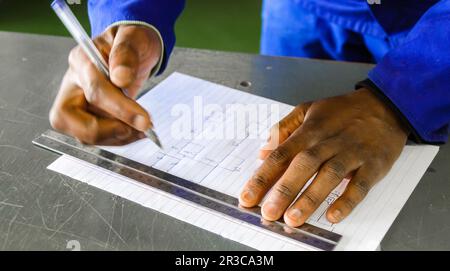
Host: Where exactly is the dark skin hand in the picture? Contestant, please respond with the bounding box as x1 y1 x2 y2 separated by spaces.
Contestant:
239 88 410 227
49 25 409 226
49 25 162 145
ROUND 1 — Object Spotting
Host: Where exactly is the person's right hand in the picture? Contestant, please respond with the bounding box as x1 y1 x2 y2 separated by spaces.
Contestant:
49 24 162 145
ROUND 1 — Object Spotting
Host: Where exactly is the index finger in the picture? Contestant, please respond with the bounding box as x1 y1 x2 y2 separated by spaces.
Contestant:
239 123 320 208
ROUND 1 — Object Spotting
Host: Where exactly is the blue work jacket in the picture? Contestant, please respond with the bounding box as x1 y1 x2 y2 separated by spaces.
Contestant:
88 0 450 143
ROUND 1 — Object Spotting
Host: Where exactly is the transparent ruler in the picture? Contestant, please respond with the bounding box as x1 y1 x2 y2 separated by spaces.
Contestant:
33 130 341 250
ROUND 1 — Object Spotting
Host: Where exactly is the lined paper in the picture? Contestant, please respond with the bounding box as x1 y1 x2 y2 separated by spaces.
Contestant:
48 72 439 250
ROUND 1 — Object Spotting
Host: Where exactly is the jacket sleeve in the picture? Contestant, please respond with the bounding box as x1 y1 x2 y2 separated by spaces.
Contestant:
367 0 450 143
88 0 185 75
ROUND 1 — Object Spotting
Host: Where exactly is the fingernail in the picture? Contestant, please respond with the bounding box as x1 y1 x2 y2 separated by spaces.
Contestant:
332 209 343 221
133 115 150 131
240 190 255 203
262 202 280 219
287 208 302 222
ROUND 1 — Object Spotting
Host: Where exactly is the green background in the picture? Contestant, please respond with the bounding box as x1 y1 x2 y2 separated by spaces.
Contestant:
0 0 262 53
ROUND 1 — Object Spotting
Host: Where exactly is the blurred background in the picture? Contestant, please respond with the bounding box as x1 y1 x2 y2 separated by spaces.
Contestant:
0 0 262 53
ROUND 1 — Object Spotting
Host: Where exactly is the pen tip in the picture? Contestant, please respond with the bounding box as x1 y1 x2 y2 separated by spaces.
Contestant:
144 129 163 149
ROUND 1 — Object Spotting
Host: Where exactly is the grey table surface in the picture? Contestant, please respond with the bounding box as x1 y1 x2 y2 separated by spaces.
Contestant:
0 31 449 251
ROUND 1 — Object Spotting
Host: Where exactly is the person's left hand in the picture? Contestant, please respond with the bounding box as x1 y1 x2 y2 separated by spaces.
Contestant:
239 88 410 227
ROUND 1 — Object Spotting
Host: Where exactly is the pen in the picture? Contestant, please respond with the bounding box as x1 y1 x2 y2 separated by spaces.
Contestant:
51 0 162 149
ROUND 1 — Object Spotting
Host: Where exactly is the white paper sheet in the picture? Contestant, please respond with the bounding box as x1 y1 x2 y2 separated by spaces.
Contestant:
47 72 439 250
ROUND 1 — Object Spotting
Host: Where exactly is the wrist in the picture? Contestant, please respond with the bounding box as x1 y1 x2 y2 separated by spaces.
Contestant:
356 87 411 137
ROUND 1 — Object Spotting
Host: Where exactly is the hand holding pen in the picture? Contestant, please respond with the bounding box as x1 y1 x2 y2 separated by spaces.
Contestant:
49 0 162 147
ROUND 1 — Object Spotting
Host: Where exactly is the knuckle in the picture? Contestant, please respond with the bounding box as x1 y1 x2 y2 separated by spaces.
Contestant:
267 146 291 166
297 124 320 144
291 154 317 173
301 191 320 208
303 147 321 160
323 160 347 180
342 197 358 210
300 147 322 163
273 183 295 199
353 180 371 198
251 174 270 190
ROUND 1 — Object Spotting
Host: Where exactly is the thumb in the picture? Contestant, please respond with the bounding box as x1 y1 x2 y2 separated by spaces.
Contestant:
109 27 140 91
